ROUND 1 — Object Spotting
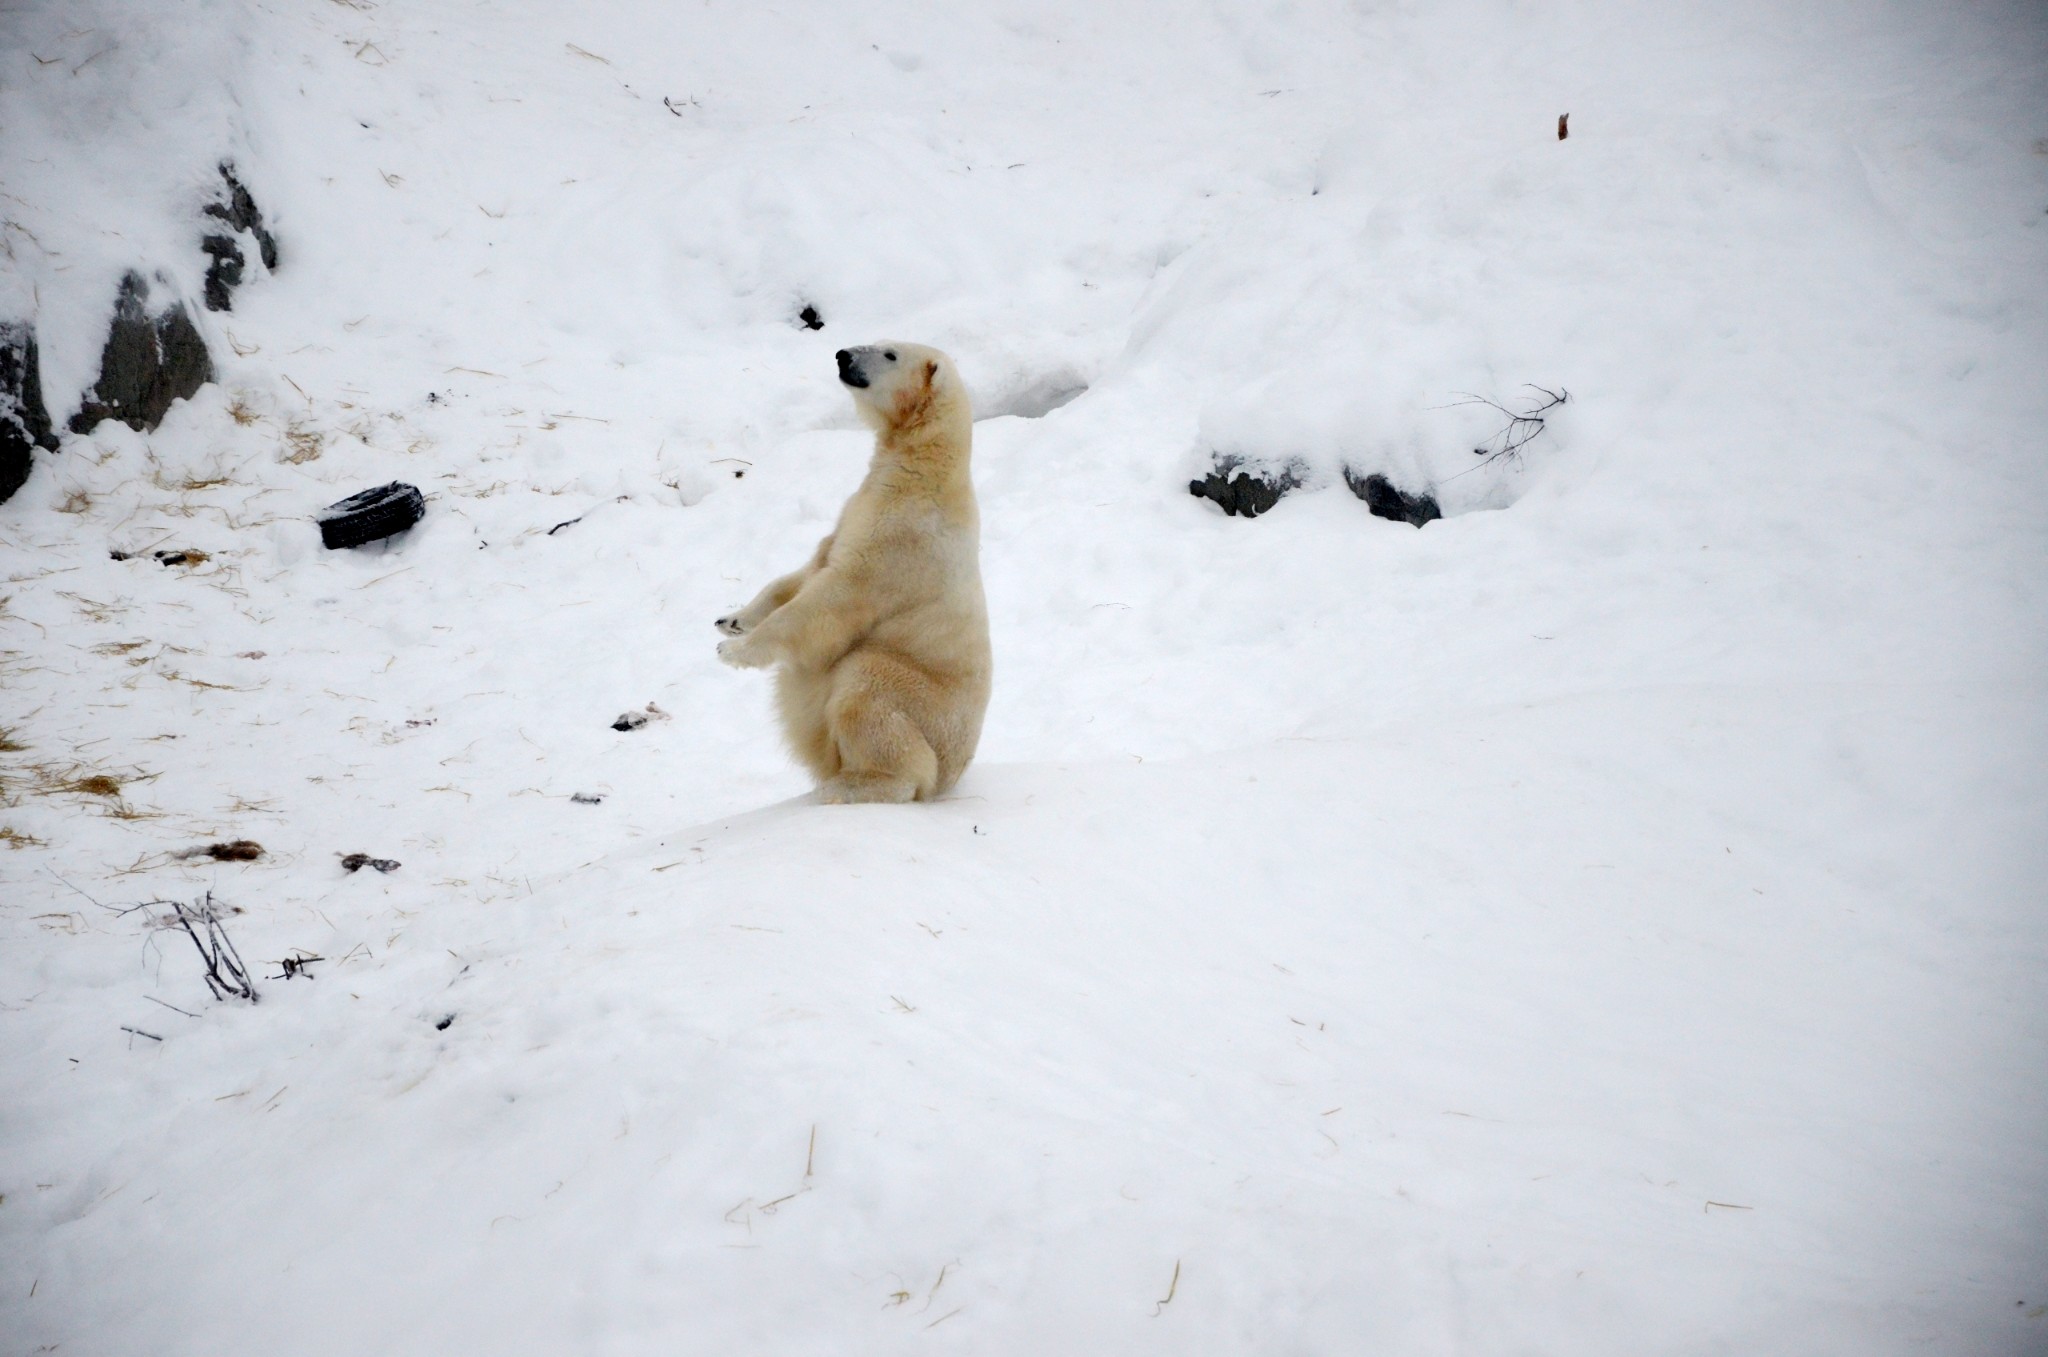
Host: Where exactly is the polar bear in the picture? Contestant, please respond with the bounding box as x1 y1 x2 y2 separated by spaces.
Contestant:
716 343 991 803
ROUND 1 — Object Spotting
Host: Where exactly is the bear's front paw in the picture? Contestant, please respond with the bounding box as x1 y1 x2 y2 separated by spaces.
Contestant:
717 637 766 669
714 614 746 636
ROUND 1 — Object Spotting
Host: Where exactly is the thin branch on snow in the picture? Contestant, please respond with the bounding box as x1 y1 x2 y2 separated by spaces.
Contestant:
1437 385 1570 481
111 892 261 1003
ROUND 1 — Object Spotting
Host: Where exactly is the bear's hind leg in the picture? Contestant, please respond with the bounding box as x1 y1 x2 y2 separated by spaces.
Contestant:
773 666 840 784
820 652 940 804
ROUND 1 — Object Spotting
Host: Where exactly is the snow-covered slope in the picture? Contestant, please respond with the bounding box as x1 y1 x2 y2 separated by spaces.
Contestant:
3 1 2045 1353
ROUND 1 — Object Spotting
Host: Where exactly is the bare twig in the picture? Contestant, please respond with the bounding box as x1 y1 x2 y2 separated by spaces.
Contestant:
1439 385 1570 481
269 951 324 980
158 892 259 1003
47 869 105 910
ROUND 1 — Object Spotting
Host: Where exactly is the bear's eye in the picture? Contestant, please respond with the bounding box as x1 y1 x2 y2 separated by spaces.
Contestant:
883 350 897 362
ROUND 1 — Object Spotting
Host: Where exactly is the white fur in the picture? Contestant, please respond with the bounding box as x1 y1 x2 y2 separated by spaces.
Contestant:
717 343 991 803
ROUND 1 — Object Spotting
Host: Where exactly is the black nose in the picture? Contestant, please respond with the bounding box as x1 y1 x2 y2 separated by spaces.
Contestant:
836 349 868 388
835 349 851 367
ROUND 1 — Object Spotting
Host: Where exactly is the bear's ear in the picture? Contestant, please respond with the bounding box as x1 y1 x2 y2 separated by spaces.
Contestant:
925 358 940 388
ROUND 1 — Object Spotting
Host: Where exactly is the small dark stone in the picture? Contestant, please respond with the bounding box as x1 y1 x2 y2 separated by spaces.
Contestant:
611 711 649 732
1342 467 1442 527
570 791 606 805
1188 455 1301 519
1 322 57 505
69 273 215 435
434 1013 455 1031
339 852 401 873
798 304 824 330
200 234 246 312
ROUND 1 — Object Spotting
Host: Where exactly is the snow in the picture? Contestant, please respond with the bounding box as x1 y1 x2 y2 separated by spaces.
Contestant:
3 0 2046 1352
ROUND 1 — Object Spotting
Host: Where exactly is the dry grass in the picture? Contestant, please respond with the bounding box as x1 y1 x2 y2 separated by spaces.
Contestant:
159 668 258 693
26 764 162 821
57 489 92 514
227 394 263 426
50 772 126 797
58 592 129 623
0 826 46 850
0 727 25 753
281 425 323 464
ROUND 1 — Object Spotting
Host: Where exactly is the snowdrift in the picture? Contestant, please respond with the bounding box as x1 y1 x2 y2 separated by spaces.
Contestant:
3 1 2044 1353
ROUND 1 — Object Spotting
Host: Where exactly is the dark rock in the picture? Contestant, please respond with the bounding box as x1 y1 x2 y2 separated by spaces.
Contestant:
1343 467 1442 527
0 426 27 506
798 304 824 330
201 234 246 312
69 272 215 435
200 162 277 311
203 162 278 269
1188 455 1302 519
1 322 57 505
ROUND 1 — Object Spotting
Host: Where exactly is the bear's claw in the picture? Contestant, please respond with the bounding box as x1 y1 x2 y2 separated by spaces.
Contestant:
714 614 744 636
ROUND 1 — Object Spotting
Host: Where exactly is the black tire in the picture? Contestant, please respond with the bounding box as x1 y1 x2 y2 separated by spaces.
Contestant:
318 482 425 549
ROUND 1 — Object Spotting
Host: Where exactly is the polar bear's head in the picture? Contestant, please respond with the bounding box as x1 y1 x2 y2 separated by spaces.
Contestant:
836 342 969 433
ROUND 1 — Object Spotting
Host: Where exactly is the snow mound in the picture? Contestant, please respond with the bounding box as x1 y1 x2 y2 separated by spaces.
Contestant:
3 0 2046 1353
